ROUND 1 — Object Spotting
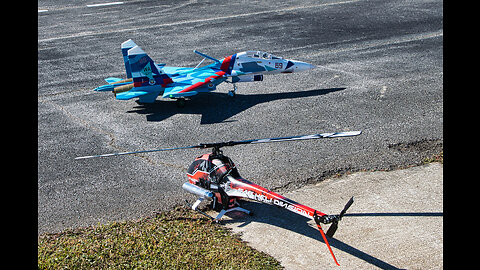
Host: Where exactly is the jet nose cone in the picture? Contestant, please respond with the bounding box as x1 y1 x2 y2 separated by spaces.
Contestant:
297 61 316 72
290 60 316 72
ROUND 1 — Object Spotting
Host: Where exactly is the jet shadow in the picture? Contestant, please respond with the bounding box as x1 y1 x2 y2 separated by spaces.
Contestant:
220 201 441 269
126 87 345 124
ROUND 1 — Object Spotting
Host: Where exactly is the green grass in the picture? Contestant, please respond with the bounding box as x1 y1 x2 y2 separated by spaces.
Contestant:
423 151 443 164
38 207 282 269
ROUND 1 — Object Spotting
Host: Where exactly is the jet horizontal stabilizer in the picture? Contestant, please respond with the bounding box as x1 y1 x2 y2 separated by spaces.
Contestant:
104 77 123 84
193 50 220 63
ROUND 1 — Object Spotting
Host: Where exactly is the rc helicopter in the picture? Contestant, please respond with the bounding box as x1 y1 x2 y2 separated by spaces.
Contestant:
76 130 361 266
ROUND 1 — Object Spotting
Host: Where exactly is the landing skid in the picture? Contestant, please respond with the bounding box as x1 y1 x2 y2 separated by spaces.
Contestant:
215 206 251 221
188 197 252 223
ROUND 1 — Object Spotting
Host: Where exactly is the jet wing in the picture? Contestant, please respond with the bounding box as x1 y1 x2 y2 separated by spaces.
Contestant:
162 68 226 98
114 67 226 100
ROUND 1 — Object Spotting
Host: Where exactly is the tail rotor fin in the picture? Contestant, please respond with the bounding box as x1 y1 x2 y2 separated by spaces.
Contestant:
314 211 340 266
313 197 354 266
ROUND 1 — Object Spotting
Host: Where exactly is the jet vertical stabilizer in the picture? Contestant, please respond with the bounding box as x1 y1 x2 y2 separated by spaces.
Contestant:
121 39 137 78
127 45 173 87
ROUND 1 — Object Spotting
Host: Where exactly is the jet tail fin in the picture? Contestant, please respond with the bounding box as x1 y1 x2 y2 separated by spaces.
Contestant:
121 39 137 78
127 45 173 88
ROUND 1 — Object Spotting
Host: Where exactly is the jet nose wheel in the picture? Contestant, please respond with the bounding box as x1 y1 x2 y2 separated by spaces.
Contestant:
228 84 237 97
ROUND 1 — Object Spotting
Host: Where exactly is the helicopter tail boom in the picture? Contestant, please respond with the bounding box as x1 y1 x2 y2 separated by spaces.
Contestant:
225 176 353 266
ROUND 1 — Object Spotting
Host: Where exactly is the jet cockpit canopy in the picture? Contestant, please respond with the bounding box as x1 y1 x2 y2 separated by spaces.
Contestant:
246 50 283 60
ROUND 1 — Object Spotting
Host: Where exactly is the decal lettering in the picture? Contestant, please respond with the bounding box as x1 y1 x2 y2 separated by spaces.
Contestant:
139 56 147 64
141 63 156 85
275 63 283 69
238 188 307 216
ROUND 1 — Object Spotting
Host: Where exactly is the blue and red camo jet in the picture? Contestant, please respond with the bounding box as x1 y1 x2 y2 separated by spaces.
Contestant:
94 39 315 106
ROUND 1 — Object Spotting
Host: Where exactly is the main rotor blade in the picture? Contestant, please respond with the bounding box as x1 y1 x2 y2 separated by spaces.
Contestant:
75 145 200 160
200 131 362 148
247 131 362 145
75 131 361 160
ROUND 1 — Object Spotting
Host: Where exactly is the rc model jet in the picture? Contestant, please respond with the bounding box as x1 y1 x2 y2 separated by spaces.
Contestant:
94 39 315 106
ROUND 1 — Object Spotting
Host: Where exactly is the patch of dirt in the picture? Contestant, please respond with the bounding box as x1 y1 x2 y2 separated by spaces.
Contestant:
388 138 443 153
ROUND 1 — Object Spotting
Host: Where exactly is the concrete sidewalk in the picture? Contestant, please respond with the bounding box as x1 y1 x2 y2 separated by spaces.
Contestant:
220 163 443 269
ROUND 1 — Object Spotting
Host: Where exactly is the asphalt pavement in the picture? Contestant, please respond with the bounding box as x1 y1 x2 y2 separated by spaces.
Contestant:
38 0 443 234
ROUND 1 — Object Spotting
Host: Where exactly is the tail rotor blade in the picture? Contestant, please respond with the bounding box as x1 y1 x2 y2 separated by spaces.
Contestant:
326 196 354 238
339 196 354 218
326 222 339 238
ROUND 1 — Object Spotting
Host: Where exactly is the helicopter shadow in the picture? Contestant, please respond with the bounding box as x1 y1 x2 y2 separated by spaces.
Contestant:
126 87 345 124
221 201 441 269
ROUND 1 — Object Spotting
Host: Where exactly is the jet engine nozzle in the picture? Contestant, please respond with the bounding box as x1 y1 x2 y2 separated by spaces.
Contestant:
113 83 134 95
